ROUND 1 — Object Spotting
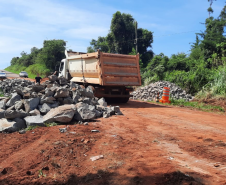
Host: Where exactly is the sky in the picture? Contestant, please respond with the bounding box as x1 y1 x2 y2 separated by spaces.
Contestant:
0 0 225 69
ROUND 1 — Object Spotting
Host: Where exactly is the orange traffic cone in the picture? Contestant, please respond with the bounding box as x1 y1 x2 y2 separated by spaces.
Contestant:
159 87 171 103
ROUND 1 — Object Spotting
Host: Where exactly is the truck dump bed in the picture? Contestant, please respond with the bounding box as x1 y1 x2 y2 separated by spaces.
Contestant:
66 50 141 86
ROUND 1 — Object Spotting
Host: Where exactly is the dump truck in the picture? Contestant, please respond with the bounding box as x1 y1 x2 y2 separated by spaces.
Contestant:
58 50 141 103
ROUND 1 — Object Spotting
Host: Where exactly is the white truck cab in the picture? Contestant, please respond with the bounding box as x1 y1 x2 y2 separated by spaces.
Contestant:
58 59 68 79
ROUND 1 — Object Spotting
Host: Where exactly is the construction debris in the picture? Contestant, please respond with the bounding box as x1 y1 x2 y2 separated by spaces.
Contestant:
132 81 194 102
0 75 123 133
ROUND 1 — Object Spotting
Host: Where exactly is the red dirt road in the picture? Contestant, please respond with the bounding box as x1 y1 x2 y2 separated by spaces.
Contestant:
0 100 226 184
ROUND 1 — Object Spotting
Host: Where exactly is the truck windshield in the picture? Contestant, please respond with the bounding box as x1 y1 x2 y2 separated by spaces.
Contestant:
59 62 64 72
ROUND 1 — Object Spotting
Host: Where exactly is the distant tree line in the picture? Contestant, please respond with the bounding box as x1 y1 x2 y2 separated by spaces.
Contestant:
8 40 66 76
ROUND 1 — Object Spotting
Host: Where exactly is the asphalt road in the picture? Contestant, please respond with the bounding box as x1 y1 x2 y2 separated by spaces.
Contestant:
0 70 19 78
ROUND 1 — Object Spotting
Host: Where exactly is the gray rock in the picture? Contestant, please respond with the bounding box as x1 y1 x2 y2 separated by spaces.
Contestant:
30 92 38 98
54 88 69 98
0 109 5 119
74 103 96 121
43 104 77 123
29 109 40 116
98 97 107 107
15 101 24 110
0 99 6 110
5 110 29 119
38 103 52 114
6 93 22 107
111 106 123 115
32 85 45 92
83 97 92 104
6 105 15 111
48 75 58 82
24 115 45 127
0 118 26 132
58 76 68 85
103 111 110 118
72 91 80 103
13 88 24 96
40 97 56 104
63 97 74 104
44 89 54 97
23 97 40 113
96 105 106 111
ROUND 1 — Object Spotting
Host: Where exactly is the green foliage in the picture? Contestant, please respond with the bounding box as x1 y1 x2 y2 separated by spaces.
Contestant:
6 39 66 79
169 98 224 112
196 65 226 99
87 11 153 67
0 89 4 97
142 3 226 99
44 122 59 127
36 40 66 71
25 125 40 131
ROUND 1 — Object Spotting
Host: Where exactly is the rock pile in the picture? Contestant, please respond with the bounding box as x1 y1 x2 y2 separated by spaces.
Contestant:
132 81 193 101
0 76 123 133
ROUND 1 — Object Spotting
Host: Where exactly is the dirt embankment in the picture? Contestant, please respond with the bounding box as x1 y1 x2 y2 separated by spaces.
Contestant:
0 100 226 185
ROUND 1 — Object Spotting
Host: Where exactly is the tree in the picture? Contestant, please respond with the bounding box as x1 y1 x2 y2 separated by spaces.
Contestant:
36 40 66 71
87 11 154 67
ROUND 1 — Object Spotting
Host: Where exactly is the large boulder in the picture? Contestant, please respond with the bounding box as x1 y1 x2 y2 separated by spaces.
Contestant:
74 103 96 121
48 75 58 82
43 104 77 123
6 93 21 107
98 97 107 107
0 118 26 132
24 115 45 127
54 88 69 98
5 110 29 119
23 97 40 113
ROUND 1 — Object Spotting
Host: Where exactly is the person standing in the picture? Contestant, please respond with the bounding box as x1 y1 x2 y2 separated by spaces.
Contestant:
35 74 42 85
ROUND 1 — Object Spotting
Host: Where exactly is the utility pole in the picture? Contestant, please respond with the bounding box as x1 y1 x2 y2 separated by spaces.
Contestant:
135 21 138 53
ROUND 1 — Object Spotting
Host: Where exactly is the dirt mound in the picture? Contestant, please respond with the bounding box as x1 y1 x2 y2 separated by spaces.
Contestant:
196 98 226 111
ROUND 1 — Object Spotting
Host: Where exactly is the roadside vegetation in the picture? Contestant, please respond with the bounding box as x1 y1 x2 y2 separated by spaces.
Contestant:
5 40 66 78
5 0 226 109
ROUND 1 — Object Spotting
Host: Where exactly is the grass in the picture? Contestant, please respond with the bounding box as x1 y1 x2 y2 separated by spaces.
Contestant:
44 122 59 127
5 64 49 79
0 89 4 97
169 99 225 112
25 125 41 131
148 98 225 113
25 122 59 131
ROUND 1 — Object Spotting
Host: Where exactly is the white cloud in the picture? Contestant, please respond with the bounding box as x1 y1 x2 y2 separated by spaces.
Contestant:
0 0 113 68
64 26 109 40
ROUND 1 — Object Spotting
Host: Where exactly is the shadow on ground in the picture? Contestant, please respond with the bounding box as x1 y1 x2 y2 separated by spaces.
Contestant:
0 170 204 185
108 100 171 109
